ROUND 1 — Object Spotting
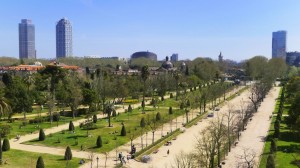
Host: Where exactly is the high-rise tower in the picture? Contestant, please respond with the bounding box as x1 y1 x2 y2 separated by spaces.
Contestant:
56 18 72 58
19 19 36 59
272 31 287 60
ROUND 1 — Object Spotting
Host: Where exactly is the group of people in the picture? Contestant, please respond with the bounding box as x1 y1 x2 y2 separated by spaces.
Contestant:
118 152 130 164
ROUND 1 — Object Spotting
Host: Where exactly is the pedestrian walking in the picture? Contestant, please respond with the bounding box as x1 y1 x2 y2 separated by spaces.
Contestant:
167 149 170 155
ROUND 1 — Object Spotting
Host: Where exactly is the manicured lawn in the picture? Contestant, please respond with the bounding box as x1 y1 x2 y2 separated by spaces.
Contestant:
259 88 300 168
0 115 84 139
24 106 185 153
0 149 81 168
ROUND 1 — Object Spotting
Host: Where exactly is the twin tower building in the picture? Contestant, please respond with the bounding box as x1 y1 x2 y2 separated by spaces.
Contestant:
18 18 72 59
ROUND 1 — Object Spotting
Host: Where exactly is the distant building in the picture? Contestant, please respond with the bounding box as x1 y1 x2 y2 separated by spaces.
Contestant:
56 18 73 58
272 31 287 60
286 51 300 66
131 51 157 61
170 53 178 62
19 19 36 59
218 52 223 62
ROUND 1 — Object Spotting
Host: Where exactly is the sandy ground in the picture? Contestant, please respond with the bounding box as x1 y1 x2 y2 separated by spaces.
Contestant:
222 87 279 168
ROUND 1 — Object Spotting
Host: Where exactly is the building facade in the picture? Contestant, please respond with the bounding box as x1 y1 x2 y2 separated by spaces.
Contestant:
19 19 36 59
56 18 72 58
272 31 287 60
170 53 178 62
286 51 300 66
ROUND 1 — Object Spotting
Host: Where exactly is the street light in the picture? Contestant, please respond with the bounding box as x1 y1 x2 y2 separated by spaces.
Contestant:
96 156 99 168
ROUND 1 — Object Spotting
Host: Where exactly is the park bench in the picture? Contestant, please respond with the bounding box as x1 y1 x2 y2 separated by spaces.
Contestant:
153 149 159 154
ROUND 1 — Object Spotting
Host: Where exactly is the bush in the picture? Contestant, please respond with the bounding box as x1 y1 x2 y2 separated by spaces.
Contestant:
64 146 72 160
170 93 173 98
93 114 97 123
0 125 12 137
128 105 133 112
69 121 75 131
121 125 126 136
96 135 102 148
112 110 117 117
2 138 10 151
36 156 45 168
156 112 161 121
52 112 60 122
161 96 164 101
180 103 184 110
270 139 277 153
39 129 45 141
266 154 275 168
169 107 173 115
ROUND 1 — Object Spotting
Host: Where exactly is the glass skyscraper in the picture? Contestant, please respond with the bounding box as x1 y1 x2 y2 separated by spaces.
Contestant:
56 18 72 58
272 31 287 60
19 19 36 59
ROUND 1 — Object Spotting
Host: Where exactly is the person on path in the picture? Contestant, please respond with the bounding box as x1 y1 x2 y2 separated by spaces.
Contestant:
119 152 123 163
122 156 126 164
167 149 170 155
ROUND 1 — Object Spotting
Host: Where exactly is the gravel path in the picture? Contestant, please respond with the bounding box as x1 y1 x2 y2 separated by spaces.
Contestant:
9 83 243 168
222 87 279 168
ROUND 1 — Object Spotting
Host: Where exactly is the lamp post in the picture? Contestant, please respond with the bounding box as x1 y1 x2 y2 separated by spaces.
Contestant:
96 156 99 168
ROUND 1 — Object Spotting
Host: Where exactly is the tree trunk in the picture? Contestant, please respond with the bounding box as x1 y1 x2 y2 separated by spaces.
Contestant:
152 131 155 144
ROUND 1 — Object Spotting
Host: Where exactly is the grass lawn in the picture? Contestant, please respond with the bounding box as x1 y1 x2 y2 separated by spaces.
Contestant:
259 88 300 168
0 149 81 168
0 115 84 139
24 106 185 153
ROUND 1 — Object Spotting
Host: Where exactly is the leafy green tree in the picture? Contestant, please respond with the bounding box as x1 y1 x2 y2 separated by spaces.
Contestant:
4 76 33 121
36 156 45 168
0 134 2 164
96 135 102 148
0 88 10 119
64 146 72 160
121 125 126 136
39 129 45 141
69 121 75 131
141 65 150 112
2 138 10 151
266 154 275 168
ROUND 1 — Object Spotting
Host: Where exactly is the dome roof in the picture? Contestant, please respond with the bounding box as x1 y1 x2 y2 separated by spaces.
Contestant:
162 61 173 69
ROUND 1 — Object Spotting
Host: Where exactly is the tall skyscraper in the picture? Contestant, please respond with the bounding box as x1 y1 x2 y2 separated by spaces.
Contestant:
19 19 36 59
272 31 287 60
56 18 72 58
170 53 178 62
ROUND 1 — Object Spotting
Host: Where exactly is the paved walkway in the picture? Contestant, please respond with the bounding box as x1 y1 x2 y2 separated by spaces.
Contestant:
125 86 251 168
223 87 280 168
9 83 241 168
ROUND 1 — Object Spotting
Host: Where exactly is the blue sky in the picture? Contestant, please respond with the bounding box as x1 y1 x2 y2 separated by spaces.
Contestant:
1 0 300 61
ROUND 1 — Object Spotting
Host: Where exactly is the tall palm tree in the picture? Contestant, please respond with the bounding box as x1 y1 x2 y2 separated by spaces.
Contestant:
104 103 114 127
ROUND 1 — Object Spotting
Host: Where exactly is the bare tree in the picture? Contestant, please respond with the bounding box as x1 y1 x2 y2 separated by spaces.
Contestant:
104 152 110 168
235 147 257 168
223 103 237 153
171 151 197 168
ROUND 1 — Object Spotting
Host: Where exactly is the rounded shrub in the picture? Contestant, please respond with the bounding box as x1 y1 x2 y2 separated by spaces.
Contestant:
128 105 133 112
64 146 72 160
169 107 173 115
121 125 126 136
96 135 102 148
156 112 161 121
36 156 45 168
93 114 97 123
69 121 75 131
39 129 45 141
2 138 10 151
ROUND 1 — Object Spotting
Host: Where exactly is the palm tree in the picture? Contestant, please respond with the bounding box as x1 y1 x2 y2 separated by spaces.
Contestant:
104 103 114 127
141 66 150 112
